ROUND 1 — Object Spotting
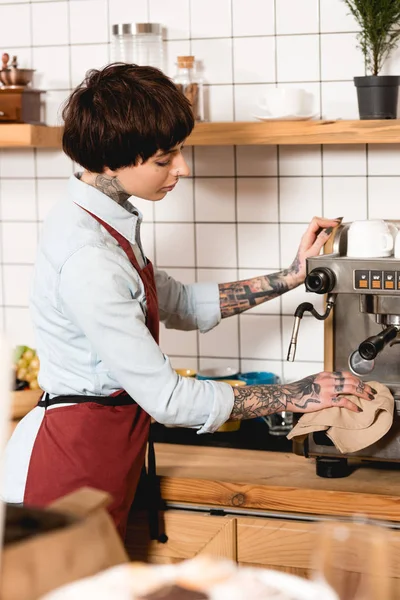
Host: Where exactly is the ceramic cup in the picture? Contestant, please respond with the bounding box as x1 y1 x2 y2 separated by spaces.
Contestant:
259 87 307 117
347 219 394 258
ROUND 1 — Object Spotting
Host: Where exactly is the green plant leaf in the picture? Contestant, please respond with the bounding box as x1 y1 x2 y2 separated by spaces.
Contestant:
342 0 400 75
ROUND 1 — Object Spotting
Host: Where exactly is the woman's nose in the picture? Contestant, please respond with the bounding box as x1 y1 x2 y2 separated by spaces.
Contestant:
170 155 190 177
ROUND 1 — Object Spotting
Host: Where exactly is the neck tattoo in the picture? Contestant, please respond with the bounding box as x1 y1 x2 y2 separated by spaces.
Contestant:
91 174 130 205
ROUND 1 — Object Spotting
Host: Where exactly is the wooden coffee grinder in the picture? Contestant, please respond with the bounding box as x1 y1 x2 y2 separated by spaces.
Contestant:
0 53 45 124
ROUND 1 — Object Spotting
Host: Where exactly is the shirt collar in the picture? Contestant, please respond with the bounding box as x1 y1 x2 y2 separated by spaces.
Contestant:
68 174 143 244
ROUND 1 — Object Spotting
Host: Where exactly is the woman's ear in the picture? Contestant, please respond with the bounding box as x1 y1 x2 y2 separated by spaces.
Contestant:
103 166 117 177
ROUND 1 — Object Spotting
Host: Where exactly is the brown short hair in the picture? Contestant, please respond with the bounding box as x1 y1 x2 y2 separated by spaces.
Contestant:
62 63 194 173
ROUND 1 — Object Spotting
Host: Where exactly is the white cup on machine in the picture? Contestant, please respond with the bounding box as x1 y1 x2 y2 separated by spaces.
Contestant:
347 219 395 258
258 87 307 117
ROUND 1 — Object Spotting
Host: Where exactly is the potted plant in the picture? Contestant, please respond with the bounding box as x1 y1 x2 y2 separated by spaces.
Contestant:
343 0 400 119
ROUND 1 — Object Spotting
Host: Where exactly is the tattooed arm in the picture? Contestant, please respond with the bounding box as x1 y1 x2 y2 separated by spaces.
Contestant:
229 371 377 419
219 216 342 318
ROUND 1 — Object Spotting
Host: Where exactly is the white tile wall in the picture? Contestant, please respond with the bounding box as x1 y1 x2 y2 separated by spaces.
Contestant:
2 0 400 379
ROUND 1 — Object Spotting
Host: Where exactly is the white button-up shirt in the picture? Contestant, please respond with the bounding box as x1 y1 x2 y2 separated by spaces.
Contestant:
30 175 234 433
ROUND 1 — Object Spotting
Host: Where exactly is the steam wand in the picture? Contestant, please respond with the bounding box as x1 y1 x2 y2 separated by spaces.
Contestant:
287 294 337 362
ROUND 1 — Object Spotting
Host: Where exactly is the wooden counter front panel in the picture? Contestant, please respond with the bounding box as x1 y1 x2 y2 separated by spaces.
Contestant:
237 516 400 593
126 510 236 564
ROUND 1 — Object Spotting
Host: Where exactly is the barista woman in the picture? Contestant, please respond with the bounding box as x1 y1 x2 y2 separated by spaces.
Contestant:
3 64 375 539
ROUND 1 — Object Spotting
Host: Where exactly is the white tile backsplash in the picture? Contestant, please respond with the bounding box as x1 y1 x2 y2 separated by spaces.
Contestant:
239 314 282 360
4 308 36 348
33 46 71 91
0 4 31 47
199 316 239 358
233 37 276 84
237 223 280 269
70 44 110 88
155 223 195 267
368 178 400 220
279 146 322 176
194 178 236 222
282 315 324 362
276 0 319 35
36 150 73 178
191 38 233 84
320 0 359 33
320 33 364 81
321 81 359 119
2 0 398 379
206 85 234 122
232 0 274 37
322 145 367 176
37 179 68 221
234 83 273 121
190 0 232 38
2 223 38 264
0 150 35 178
277 35 320 82
279 177 322 223
236 178 278 223
108 0 148 27
149 0 190 40
32 1 69 46
3 265 34 306
368 145 400 176
236 146 278 177
194 147 235 177
154 178 194 222
0 179 37 221
69 0 109 45
323 177 367 221
196 223 237 268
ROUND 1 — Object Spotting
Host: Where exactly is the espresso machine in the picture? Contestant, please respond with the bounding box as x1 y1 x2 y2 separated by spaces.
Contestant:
287 220 400 477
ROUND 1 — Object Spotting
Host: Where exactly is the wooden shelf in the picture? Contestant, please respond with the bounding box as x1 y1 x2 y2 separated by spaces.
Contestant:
0 124 62 148
186 119 400 145
2 120 400 148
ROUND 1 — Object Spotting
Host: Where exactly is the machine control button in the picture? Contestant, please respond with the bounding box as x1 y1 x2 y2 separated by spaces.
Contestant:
354 270 370 289
384 271 396 290
371 270 383 289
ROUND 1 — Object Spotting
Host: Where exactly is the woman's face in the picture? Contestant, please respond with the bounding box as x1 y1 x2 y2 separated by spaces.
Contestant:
104 143 190 201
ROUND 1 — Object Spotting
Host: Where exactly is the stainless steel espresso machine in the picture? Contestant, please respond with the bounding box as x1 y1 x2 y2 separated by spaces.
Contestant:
287 221 400 478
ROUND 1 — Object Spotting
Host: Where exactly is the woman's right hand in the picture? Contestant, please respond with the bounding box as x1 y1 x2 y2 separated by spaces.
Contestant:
285 371 377 414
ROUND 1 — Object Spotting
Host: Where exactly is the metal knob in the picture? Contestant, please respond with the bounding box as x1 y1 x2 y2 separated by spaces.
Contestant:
359 326 398 361
305 268 336 295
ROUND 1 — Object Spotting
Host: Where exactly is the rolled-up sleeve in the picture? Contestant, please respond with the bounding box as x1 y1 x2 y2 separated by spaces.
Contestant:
59 246 234 433
155 268 221 333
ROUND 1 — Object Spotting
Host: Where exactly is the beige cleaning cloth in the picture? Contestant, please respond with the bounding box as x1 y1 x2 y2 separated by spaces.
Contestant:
287 381 394 454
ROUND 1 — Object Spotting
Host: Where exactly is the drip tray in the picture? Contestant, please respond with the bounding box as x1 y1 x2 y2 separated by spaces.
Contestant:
150 419 293 452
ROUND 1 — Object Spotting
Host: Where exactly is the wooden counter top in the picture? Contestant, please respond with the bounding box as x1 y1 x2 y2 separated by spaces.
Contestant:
156 443 400 523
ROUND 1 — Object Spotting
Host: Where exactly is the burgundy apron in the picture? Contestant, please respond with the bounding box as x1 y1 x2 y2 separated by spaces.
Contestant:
24 209 161 540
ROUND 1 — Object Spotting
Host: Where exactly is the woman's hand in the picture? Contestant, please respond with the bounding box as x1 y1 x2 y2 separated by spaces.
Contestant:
285 371 377 414
287 216 342 286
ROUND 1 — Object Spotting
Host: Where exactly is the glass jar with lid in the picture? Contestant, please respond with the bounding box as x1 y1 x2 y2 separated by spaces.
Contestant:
111 23 164 71
173 56 204 122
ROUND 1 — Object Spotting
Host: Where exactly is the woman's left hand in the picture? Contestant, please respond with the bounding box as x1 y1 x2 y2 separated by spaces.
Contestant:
287 216 342 286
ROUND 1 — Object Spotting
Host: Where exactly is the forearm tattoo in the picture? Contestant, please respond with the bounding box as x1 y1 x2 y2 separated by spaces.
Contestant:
219 253 303 318
230 374 322 420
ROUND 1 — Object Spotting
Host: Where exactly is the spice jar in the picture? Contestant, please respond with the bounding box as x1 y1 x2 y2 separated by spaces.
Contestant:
173 56 204 122
111 23 164 71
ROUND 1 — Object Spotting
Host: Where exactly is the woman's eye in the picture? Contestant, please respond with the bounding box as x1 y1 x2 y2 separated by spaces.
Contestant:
156 161 171 167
